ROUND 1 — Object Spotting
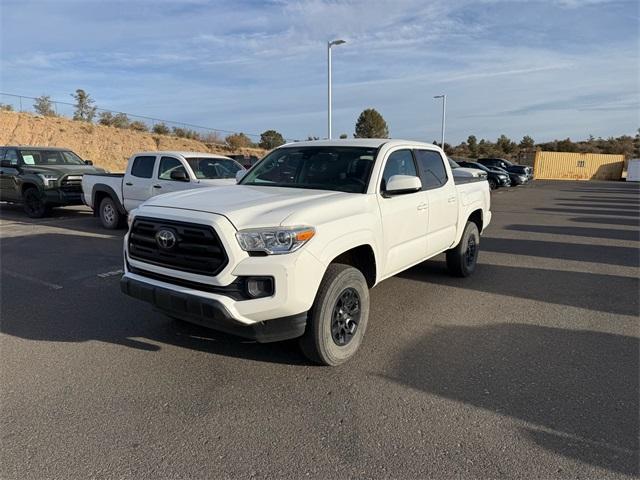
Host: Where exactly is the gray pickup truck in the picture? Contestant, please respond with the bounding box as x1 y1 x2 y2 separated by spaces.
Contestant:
0 146 104 217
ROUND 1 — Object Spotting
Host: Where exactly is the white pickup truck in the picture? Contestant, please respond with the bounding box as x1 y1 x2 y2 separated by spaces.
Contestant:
120 140 491 365
82 151 244 229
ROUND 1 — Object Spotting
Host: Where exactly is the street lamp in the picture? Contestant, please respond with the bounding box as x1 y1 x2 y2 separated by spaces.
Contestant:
327 39 346 139
433 94 446 147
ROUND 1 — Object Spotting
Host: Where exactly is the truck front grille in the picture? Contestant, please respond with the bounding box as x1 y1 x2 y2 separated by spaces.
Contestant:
128 217 228 276
60 175 83 192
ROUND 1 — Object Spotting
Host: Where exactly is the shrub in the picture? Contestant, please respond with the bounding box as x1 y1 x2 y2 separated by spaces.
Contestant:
129 120 148 132
225 132 253 149
33 95 56 116
152 123 170 135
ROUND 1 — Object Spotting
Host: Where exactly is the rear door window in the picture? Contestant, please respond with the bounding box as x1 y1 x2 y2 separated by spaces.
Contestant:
414 149 448 189
130 156 156 178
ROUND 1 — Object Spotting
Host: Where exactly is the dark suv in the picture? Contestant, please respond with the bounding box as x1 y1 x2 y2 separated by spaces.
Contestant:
0 146 104 217
477 157 533 180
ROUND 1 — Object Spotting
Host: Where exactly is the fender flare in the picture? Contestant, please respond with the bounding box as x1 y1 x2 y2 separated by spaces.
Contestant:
314 229 380 285
91 184 127 215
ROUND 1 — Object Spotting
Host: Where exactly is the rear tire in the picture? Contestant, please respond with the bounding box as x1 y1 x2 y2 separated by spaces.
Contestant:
446 221 480 278
22 187 49 218
299 264 370 366
99 196 122 229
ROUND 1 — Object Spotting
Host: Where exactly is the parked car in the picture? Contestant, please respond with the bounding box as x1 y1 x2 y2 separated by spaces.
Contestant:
0 145 105 217
507 164 533 181
457 161 510 190
493 166 527 186
448 157 487 179
226 154 260 169
82 151 245 229
120 139 492 365
477 157 533 180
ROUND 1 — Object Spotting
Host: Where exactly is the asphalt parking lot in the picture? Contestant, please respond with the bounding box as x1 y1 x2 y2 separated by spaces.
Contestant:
1 180 638 479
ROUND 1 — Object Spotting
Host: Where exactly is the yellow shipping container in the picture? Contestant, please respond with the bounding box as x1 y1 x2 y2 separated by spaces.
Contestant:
534 151 625 181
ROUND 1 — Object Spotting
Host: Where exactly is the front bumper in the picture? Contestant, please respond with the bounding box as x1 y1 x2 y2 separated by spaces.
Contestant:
43 188 83 205
121 275 307 342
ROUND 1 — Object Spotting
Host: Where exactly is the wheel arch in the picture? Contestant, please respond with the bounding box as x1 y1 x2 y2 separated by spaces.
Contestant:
92 185 126 215
327 244 377 288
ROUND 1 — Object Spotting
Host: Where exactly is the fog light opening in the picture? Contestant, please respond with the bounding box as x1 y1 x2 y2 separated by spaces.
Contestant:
245 277 274 299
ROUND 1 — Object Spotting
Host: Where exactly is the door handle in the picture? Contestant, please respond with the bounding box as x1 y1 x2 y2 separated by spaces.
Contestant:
153 185 162 189
125 182 133 186
447 196 456 203
417 202 428 210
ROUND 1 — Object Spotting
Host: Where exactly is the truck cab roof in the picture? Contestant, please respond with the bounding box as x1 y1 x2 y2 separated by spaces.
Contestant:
280 139 441 150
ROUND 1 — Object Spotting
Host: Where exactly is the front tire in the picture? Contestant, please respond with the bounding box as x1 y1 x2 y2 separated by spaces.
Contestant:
99 196 122 229
488 178 498 190
446 221 480 278
23 187 49 218
299 264 370 366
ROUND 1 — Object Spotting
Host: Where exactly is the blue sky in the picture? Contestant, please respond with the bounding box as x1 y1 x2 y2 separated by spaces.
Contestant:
1 0 638 143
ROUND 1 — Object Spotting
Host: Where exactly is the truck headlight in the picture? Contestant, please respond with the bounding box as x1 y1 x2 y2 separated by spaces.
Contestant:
37 173 58 187
236 226 315 255
498 174 508 179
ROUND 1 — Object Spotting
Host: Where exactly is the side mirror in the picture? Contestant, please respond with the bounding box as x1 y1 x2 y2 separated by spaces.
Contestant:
170 169 189 182
0 160 16 168
385 175 422 195
235 169 247 183
84 160 93 165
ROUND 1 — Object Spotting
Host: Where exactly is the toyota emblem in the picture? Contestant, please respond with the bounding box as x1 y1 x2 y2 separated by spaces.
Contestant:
155 229 177 250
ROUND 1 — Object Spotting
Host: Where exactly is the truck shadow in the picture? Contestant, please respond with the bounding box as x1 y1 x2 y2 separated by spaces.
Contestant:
504 224 640 242
481 237 640 267
383 323 639 476
0 231 309 365
399 260 638 316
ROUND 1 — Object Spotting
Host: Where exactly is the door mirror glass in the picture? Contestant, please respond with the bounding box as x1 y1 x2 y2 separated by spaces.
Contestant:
84 160 93 165
170 169 189 181
235 169 247 183
1 160 16 168
385 175 422 194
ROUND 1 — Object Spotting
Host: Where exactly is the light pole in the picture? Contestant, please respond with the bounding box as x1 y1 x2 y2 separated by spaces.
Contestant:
327 39 346 139
433 94 446 147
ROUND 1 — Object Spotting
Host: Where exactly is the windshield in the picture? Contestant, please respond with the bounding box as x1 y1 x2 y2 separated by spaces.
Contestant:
239 146 378 193
186 157 242 179
19 149 84 166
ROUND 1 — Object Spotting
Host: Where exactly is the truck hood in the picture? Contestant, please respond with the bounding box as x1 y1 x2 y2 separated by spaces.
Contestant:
22 165 106 176
198 178 237 187
141 185 353 230
453 167 485 178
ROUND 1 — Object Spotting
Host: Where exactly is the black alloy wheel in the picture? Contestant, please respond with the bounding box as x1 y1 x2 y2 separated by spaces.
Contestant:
331 287 361 346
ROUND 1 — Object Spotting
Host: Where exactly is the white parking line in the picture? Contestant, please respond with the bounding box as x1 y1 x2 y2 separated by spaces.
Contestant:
97 269 124 278
3 270 64 290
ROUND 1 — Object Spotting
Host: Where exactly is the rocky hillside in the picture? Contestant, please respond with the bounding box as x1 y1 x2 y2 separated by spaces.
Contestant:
0 111 265 172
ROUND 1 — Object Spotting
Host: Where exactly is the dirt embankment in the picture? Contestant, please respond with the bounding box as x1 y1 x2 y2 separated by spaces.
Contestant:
0 111 265 172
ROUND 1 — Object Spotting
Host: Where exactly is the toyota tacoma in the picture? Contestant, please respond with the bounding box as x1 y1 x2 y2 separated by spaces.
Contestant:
120 140 491 365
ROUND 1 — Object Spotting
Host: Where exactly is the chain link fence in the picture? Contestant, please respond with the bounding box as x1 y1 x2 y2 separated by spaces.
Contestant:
0 92 267 146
